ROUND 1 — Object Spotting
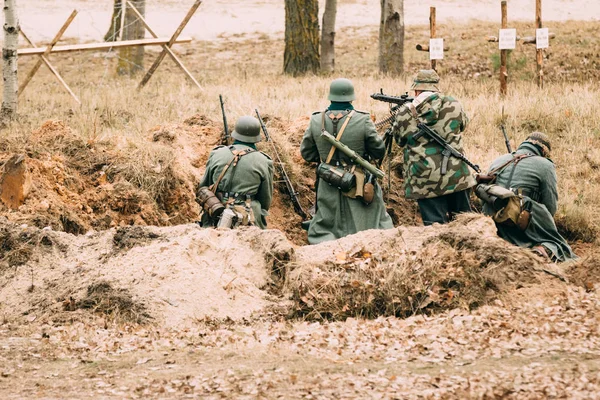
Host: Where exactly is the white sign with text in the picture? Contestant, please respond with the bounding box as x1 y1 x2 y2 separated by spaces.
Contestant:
429 38 444 60
536 28 549 49
499 28 517 50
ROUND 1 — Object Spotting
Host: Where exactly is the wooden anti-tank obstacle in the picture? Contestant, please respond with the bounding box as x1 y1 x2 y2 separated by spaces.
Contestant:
16 1 203 102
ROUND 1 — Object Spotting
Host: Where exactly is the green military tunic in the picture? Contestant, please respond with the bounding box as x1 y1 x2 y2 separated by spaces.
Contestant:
391 92 476 199
301 104 394 244
199 143 273 229
483 142 576 262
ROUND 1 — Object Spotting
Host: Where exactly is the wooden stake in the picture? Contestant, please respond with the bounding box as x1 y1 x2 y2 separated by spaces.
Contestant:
126 1 202 90
19 29 81 104
17 37 193 56
138 0 202 89
19 10 78 95
500 1 508 97
430 7 437 71
536 0 543 88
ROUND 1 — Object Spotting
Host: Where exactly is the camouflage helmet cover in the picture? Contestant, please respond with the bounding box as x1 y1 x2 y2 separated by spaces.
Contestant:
524 131 551 158
411 69 441 92
328 78 356 102
231 116 262 143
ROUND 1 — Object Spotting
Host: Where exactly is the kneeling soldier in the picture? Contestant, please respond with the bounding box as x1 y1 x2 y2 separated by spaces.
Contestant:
197 116 274 229
301 78 394 244
476 132 576 262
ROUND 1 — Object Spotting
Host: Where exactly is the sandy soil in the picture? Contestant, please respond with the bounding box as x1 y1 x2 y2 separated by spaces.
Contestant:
8 0 600 43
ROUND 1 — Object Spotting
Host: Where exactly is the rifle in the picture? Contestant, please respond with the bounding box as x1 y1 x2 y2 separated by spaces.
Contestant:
501 125 512 153
255 109 308 221
414 123 481 174
500 107 512 153
219 94 230 145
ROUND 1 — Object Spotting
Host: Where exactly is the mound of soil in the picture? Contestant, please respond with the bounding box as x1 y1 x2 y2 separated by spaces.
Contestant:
286 214 554 320
0 221 295 327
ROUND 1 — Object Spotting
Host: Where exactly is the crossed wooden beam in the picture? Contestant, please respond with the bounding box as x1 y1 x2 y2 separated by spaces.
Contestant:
17 0 202 103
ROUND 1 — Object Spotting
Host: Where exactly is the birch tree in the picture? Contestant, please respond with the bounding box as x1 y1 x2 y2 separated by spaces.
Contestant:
378 0 405 75
284 0 320 76
2 0 19 120
117 0 145 76
320 0 337 73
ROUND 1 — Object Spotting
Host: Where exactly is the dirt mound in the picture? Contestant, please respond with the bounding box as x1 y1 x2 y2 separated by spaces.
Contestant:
286 214 554 320
0 220 295 327
566 256 600 291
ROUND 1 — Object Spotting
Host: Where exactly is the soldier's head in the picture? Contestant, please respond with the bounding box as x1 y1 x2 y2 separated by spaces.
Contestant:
328 78 356 102
523 131 552 158
410 69 441 95
231 116 261 143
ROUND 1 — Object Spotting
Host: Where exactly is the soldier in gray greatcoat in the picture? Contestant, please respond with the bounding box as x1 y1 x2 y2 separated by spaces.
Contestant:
481 132 576 262
301 78 394 244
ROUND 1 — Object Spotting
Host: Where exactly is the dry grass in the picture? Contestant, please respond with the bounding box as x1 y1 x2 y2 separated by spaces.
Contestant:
1 20 599 242
285 214 548 320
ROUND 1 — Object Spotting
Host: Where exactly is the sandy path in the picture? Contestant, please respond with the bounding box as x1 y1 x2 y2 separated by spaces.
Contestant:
8 0 600 43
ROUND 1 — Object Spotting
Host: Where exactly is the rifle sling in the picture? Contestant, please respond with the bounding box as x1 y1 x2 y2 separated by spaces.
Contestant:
324 110 355 164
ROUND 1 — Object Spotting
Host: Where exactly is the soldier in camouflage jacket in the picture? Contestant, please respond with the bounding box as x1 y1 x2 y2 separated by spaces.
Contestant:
390 70 476 225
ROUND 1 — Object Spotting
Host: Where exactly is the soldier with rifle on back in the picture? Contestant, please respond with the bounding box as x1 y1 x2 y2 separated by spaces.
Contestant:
475 132 577 262
196 116 273 229
301 78 394 244
385 69 477 225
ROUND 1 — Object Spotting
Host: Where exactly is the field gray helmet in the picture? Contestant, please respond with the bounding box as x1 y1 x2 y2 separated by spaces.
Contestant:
328 78 356 102
231 116 261 143
524 131 551 158
410 69 441 92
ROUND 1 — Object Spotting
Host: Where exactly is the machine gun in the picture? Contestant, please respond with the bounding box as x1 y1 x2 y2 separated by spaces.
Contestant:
219 94 230 145
370 89 414 200
255 109 309 220
370 89 414 129
414 123 481 174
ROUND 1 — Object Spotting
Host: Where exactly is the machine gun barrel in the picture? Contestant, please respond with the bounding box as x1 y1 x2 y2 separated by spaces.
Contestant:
370 90 414 106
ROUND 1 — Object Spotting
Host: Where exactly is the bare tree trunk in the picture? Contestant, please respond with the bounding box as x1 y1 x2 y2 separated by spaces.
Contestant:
117 0 145 76
284 0 320 76
2 0 19 121
320 0 337 73
104 0 123 42
378 0 404 75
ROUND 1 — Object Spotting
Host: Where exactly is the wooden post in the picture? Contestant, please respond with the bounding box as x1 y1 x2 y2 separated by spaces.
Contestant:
126 1 202 90
138 0 202 89
536 0 543 88
18 10 78 95
430 7 437 71
500 1 508 97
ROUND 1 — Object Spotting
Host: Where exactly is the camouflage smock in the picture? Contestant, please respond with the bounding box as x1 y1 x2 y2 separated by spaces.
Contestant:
198 144 274 229
301 108 394 244
391 92 476 199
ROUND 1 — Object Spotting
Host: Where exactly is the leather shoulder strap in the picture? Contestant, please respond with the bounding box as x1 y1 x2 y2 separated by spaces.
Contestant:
325 110 355 164
209 147 256 192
